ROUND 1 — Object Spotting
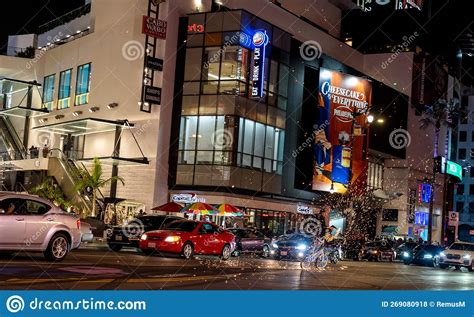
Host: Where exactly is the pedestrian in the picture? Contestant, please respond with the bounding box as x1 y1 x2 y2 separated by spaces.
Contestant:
42 144 49 158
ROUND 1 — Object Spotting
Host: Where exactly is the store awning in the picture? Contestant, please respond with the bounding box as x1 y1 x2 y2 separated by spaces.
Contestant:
0 106 49 118
78 156 149 166
33 118 133 136
382 226 398 233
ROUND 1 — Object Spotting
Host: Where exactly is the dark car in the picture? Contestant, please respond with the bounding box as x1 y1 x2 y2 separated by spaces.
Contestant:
228 229 271 257
395 241 419 260
270 234 313 259
361 240 396 262
107 215 181 251
402 244 444 266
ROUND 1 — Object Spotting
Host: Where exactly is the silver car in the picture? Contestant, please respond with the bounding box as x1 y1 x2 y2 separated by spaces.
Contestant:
0 192 82 261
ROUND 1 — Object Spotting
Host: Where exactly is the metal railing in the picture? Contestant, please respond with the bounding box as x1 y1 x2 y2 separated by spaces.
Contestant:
37 3 91 34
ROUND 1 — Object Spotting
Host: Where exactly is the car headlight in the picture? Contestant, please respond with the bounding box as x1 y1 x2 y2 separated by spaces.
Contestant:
140 234 147 240
402 251 409 258
164 236 181 242
296 244 307 251
272 243 278 249
423 254 433 259
439 252 446 257
463 254 471 259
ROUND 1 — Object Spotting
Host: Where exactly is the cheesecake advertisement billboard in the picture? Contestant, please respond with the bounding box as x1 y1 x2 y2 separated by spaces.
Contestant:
312 68 372 193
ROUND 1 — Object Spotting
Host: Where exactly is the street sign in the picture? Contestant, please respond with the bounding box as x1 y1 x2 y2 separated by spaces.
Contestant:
146 56 163 71
448 211 459 226
144 86 162 105
446 160 462 181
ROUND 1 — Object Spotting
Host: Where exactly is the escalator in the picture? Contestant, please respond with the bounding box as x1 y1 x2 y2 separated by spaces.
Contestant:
0 115 27 161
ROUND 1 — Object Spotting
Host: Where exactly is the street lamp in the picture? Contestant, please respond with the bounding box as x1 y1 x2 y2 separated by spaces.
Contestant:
367 114 374 123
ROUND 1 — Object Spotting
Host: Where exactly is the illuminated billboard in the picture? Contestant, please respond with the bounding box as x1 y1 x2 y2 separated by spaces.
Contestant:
312 68 372 193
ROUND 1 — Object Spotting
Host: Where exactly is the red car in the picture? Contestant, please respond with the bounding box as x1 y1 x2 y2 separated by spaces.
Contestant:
139 220 235 260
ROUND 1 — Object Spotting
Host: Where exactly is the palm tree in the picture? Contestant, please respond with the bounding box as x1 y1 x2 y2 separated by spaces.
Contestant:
30 176 70 209
75 158 124 217
419 98 462 157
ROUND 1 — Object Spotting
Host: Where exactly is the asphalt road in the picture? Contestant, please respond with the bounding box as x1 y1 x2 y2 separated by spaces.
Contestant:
0 247 472 290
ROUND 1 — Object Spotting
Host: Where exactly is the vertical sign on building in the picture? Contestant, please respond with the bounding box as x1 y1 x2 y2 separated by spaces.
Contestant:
251 30 269 98
408 188 417 224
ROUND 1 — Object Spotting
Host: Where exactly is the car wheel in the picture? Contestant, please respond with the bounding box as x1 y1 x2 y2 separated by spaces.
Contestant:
181 242 194 260
432 256 441 268
438 263 449 269
44 233 69 261
262 245 270 258
220 244 231 260
403 259 411 265
108 244 123 252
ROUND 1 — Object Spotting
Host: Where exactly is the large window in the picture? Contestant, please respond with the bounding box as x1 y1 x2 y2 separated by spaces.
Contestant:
58 69 72 109
75 63 91 105
42 74 55 110
237 118 284 174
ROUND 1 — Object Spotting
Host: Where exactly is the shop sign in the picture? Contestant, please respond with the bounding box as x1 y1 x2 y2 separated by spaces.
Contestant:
448 211 459 226
188 23 204 33
418 183 431 203
297 204 313 215
469 230 474 235
145 56 163 71
171 193 205 204
144 86 162 105
142 16 167 39
395 0 423 10
251 30 269 98
414 211 429 226
407 188 416 223
446 160 462 181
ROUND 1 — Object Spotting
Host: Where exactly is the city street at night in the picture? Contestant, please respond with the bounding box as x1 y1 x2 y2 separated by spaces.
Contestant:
0 248 472 290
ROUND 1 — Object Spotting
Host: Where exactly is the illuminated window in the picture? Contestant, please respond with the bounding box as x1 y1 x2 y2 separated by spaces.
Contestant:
75 63 91 105
58 69 72 109
42 74 55 110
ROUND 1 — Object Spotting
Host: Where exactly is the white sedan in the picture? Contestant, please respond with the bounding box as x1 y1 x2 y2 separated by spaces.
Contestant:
438 241 474 271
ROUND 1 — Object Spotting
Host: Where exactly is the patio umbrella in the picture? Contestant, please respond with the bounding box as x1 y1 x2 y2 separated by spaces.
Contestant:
151 202 183 212
215 203 243 217
181 202 218 215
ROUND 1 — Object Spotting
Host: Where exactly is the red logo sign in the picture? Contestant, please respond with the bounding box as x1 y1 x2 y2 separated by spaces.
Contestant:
142 16 167 39
188 23 204 33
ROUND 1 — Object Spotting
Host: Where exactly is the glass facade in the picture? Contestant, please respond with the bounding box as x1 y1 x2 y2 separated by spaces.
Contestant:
58 69 72 109
42 74 55 110
176 10 291 191
75 63 91 105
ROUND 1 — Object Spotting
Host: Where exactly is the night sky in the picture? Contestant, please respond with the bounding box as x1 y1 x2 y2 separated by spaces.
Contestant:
0 0 472 83
0 0 85 53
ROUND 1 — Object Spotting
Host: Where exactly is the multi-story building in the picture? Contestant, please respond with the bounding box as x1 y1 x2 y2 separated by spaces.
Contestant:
0 0 445 238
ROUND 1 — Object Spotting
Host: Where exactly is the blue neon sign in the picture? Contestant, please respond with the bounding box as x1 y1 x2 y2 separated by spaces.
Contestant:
250 30 269 98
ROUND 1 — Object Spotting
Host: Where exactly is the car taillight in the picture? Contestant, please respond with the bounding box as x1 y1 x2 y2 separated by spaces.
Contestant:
77 219 81 229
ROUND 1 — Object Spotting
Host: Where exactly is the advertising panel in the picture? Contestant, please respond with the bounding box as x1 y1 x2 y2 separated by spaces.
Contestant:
312 68 372 193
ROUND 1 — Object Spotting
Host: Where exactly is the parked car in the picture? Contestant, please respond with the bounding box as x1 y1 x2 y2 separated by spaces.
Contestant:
139 220 236 260
402 244 444 266
107 215 181 251
80 221 94 243
395 241 419 260
361 240 396 262
270 234 313 259
438 241 474 271
0 192 81 261
228 228 271 257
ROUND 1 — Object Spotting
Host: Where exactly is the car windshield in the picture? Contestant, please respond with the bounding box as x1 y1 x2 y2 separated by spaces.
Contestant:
130 216 175 227
450 243 474 252
279 234 309 242
164 221 198 232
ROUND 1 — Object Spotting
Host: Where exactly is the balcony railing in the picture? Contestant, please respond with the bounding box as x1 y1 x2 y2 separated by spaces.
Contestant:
37 3 91 35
